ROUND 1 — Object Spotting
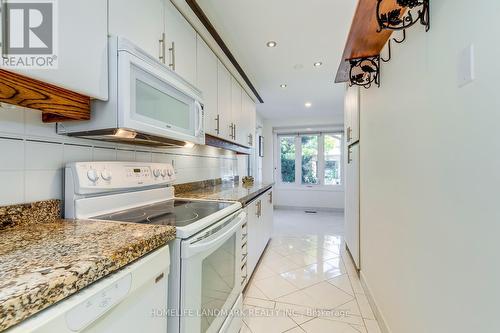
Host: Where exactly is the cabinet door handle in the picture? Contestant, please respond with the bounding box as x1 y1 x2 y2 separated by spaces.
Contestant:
269 191 273 204
168 41 175 70
230 123 236 140
256 200 262 218
159 33 166 64
215 115 220 135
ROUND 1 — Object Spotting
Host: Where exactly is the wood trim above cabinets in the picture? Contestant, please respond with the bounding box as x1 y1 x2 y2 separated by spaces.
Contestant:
185 0 264 104
0 69 90 122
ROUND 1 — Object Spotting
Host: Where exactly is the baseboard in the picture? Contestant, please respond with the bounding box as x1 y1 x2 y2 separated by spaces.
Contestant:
359 271 392 333
274 205 344 213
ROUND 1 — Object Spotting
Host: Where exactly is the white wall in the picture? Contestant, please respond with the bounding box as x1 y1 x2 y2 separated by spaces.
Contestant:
262 114 344 210
359 2 500 332
0 104 238 206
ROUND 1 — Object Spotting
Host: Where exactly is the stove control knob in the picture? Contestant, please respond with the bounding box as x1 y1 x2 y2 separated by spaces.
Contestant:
101 169 112 181
161 169 167 177
153 169 161 178
167 168 174 177
87 169 99 183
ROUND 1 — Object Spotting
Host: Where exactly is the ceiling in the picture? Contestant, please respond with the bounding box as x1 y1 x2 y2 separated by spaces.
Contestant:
196 0 357 120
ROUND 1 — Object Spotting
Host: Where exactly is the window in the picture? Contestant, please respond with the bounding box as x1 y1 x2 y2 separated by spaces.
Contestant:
280 136 296 183
301 135 319 185
278 132 342 186
324 134 342 185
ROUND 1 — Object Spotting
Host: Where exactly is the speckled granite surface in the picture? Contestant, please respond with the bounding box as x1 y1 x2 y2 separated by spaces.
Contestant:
0 199 61 229
0 202 175 331
174 178 225 195
176 180 274 206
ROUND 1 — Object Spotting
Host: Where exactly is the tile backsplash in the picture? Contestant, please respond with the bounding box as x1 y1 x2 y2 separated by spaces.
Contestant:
0 104 238 206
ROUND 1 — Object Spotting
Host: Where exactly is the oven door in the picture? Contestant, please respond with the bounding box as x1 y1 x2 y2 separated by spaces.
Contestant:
180 211 245 333
117 49 205 145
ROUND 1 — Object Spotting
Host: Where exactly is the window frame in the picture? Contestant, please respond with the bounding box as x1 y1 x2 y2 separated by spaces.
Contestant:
275 131 344 190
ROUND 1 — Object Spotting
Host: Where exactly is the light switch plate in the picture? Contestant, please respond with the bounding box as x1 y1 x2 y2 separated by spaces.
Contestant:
458 44 475 87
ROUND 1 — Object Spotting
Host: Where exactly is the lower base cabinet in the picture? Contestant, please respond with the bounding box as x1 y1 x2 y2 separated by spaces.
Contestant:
245 188 274 283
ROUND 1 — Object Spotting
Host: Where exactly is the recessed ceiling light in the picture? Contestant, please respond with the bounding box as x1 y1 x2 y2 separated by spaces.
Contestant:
313 62 323 67
305 102 312 108
280 84 287 88
266 41 277 48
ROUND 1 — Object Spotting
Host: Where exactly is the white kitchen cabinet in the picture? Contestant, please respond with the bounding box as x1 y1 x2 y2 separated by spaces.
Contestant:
196 35 218 136
249 99 257 147
345 85 360 144
164 0 197 85
108 0 165 63
262 189 274 241
246 198 261 276
1 0 108 100
345 143 360 269
231 77 243 145
246 188 274 278
242 92 256 147
217 61 233 140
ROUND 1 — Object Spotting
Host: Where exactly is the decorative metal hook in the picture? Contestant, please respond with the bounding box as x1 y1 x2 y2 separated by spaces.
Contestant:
348 56 380 89
376 0 430 33
381 40 392 63
393 29 406 44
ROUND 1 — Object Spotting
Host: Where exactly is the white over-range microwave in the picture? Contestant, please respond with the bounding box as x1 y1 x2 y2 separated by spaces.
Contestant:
57 36 205 147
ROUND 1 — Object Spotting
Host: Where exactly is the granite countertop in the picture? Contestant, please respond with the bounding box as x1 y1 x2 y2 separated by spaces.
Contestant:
0 202 176 332
177 181 274 206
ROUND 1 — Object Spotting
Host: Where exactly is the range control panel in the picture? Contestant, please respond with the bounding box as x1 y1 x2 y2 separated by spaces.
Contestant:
68 162 175 194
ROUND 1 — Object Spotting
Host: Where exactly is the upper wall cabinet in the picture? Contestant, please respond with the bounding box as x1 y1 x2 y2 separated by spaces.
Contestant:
231 77 243 145
345 85 360 144
164 0 197 85
108 0 165 64
218 60 233 141
242 92 256 147
196 35 218 137
1 0 108 100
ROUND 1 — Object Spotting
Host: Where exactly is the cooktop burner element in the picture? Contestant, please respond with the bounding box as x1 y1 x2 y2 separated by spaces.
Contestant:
92 199 233 227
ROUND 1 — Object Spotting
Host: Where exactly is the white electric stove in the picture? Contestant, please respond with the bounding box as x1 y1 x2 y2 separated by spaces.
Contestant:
64 162 245 333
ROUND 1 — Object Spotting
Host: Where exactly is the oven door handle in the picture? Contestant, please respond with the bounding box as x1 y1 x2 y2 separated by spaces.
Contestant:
182 212 246 258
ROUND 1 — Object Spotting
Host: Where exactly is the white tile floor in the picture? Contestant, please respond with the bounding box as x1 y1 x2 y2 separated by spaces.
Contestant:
242 209 383 333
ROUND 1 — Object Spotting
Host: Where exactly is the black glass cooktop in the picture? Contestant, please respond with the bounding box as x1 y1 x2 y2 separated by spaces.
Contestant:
92 199 233 227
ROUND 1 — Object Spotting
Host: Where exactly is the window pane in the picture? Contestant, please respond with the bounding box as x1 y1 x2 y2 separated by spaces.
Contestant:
301 135 319 184
325 134 342 185
280 136 296 183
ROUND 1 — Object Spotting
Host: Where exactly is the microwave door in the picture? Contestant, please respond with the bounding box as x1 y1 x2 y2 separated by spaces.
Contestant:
118 52 204 145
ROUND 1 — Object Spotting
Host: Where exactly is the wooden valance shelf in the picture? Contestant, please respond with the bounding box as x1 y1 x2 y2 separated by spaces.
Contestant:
335 0 398 83
0 69 90 122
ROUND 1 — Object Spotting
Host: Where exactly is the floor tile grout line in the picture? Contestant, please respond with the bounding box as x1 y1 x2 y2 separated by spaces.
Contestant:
244 209 383 332
338 250 372 330
263 272 355 303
